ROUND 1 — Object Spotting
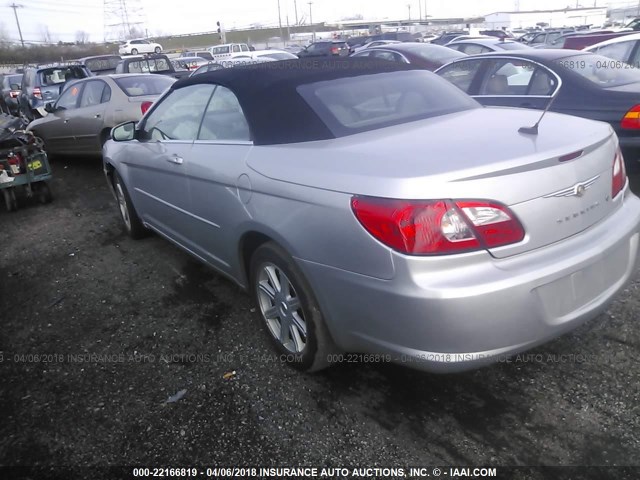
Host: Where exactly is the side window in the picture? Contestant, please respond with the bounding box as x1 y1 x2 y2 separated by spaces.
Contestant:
101 84 112 103
479 60 538 95
371 50 403 63
527 68 556 95
198 86 250 141
436 60 483 93
142 84 215 141
240 44 249 52
354 51 372 58
530 34 545 45
232 45 240 53
80 81 106 108
447 44 464 52
596 41 634 63
56 84 82 110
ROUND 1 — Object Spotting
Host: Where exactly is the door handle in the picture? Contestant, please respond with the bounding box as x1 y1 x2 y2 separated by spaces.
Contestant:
166 155 183 165
94 114 101 118
63 119 69 123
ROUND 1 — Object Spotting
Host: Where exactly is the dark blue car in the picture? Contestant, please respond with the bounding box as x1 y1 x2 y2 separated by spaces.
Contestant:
436 49 640 169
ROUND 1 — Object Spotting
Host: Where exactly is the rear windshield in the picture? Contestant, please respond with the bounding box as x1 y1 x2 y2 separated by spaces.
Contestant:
197 52 214 60
557 53 640 87
114 75 175 96
85 56 120 71
38 67 87 86
298 70 479 136
6 74 22 87
211 46 230 54
127 58 171 73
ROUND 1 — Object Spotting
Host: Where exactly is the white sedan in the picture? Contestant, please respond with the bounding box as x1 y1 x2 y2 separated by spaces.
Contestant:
118 39 163 56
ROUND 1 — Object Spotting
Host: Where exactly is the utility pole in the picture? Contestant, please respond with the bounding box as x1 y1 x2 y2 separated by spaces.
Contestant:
308 1 314 41
277 0 284 45
407 4 411 21
418 1 422 22
9 3 25 47
294 0 299 26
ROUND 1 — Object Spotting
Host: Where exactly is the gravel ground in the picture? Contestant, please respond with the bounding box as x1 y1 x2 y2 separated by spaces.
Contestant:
0 157 639 478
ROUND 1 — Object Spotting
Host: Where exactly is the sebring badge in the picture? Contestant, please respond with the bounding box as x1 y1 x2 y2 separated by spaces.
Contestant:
543 175 600 198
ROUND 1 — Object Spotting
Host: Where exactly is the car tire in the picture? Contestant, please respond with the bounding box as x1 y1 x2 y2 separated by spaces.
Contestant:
154 47 161 54
250 242 337 372
3 188 18 212
33 181 53 204
131 48 138 55
20 104 33 123
113 171 148 239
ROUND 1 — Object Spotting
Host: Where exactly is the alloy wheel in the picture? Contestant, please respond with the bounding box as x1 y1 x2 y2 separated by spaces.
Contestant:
256 263 308 353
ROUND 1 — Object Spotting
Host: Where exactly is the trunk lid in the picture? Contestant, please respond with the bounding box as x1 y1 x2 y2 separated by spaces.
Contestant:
249 107 620 258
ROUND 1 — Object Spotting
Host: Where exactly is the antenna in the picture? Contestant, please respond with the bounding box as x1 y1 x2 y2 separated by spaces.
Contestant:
518 81 562 135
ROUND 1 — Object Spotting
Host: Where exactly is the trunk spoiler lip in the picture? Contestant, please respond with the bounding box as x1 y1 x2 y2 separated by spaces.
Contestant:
452 133 614 182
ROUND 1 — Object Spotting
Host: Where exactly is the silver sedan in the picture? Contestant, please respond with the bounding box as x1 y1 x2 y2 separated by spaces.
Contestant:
28 74 175 156
103 59 640 373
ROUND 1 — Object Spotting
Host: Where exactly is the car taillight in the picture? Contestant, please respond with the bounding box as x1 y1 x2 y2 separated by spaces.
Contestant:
621 105 640 129
331 47 339 54
351 197 525 255
33 87 42 99
9 90 20 98
140 101 153 114
612 147 626 198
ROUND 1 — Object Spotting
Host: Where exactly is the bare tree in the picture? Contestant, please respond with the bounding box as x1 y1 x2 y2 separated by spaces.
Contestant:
125 26 144 40
0 22 10 46
40 25 55 44
75 30 90 44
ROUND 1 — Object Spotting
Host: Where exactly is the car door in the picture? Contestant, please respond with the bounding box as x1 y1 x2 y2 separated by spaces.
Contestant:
125 84 215 247
472 58 558 110
37 83 83 154
72 79 111 154
186 85 252 274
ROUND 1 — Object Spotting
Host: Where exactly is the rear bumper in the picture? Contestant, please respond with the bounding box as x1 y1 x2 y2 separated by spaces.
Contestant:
301 188 640 373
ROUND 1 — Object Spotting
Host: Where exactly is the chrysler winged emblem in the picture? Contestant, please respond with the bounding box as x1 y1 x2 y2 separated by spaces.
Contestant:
544 175 600 198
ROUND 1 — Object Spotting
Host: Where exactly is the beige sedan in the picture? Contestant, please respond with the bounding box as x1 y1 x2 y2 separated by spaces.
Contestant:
28 74 175 156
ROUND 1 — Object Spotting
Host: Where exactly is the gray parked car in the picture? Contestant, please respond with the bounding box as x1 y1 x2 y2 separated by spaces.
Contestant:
103 59 640 373
28 74 175 156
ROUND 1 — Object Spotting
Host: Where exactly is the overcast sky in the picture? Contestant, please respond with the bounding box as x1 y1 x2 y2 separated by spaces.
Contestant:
0 0 625 44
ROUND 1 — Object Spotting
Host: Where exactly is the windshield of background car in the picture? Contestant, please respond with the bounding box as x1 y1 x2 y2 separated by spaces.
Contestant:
298 70 479 136
114 75 175 96
557 54 640 87
85 57 121 71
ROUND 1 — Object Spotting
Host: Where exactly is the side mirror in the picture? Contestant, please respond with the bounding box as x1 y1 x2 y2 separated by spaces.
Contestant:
111 121 136 142
44 102 56 113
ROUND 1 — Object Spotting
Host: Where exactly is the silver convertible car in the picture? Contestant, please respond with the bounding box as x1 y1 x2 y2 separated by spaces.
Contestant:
103 58 640 373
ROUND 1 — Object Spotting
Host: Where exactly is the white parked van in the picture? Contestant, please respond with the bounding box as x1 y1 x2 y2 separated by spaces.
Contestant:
208 43 251 61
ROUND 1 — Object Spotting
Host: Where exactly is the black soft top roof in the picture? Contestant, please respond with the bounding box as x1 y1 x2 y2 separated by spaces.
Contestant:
172 58 420 145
